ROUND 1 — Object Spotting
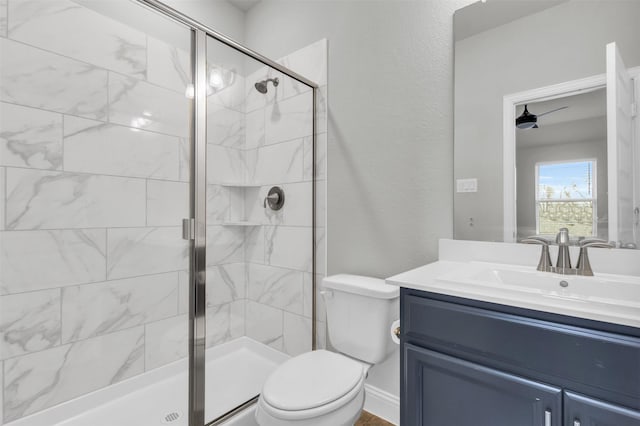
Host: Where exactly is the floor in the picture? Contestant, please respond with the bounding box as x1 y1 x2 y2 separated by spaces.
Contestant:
355 411 395 426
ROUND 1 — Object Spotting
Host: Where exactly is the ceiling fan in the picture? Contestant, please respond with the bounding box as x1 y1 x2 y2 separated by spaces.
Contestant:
516 104 568 129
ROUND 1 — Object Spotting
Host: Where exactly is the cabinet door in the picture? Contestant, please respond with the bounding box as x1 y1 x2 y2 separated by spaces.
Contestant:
403 344 562 426
565 391 640 426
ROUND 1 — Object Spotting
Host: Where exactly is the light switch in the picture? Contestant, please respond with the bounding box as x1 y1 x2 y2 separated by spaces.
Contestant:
456 178 478 193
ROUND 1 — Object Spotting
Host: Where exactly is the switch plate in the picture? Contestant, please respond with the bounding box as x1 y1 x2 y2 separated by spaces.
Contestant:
456 178 478 193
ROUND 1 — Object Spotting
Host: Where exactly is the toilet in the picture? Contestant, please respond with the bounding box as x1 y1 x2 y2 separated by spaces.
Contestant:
255 274 399 426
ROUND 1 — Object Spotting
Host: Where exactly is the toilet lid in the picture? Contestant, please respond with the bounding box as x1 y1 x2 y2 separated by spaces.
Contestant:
262 350 364 411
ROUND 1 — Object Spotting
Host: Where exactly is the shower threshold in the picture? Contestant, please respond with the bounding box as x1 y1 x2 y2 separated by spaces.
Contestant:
6 337 288 426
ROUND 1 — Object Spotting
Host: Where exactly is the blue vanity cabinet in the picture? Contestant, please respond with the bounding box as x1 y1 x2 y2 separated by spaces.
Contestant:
404 343 562 425
400 288 640 426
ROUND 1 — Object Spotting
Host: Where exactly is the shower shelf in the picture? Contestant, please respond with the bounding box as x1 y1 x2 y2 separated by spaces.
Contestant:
217 182 262 188
221 221 262 226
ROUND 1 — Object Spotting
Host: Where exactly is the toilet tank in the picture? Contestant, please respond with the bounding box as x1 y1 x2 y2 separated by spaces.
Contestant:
322 274 399 364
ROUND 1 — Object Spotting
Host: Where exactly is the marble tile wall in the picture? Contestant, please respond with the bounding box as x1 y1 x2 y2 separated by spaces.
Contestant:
0 0 327 418
0 1 192 422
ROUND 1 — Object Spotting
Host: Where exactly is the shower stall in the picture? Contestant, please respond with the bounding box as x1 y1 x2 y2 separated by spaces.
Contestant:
0 0 327 425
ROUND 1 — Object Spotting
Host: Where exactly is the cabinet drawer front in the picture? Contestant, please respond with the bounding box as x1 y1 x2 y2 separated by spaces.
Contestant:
403 294 640 403
403 343 562 426
564 391 640 426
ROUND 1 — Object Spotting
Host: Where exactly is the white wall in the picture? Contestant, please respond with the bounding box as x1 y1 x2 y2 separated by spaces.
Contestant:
243 0 474 409
163 0 245 42
454 0 640 242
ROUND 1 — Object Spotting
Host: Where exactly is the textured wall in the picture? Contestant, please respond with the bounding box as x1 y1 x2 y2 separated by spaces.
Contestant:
245 0 473 280
244 0 474 406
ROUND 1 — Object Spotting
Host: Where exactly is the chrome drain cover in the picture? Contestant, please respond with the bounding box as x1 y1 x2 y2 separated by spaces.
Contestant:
161 410 182 424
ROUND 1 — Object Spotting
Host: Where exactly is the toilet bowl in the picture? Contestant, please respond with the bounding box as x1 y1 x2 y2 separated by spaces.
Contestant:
255 275 399 426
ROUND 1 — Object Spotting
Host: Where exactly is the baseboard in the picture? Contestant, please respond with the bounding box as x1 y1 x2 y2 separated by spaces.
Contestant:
363 384 400 425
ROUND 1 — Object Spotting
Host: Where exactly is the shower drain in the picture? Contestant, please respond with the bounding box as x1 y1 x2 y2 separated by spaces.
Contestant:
161 410 182 424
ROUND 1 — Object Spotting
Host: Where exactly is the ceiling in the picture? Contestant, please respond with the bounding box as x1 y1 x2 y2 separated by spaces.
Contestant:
454 0 567 41
517 88 607 148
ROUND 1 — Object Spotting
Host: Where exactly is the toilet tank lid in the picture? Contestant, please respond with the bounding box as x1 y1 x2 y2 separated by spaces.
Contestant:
322 274 399 299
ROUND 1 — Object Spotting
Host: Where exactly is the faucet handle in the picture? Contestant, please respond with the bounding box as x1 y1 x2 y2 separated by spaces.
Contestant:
578 238 615 248
522 236 552 272
576 239 614 276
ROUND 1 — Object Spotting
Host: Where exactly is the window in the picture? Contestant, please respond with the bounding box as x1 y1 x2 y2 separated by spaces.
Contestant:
535 160 597 236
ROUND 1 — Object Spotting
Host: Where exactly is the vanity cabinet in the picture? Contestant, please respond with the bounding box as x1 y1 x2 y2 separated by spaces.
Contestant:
400 288 640 426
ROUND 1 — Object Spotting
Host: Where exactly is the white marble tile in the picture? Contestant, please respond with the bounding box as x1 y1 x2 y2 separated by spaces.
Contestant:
178 270 189 315
265 93 313 145
207 263 246 306
282 182 312 227
147 36 191 94
315 320 327 350
147 180 189 227
244 186 283 226
315 178 327 228
245 67 285 114
303 133 326 181
0 229 106 295
207 104 245 148
106 227 188 280
3 327 144 422
207 145 246 184
302 273 327 323
0 289 61 360
108 72 190 138
251 139 304 185
206 185 230 224
245 300 282 348
316 86 328 134
0 102 63 170
279 39 327 97
206 300 244 348
0 0 6 37
207 63 245 113
1 364 4 426
0 38 108 119
5 168 146 230
61 273 179 343
64 116 180 180
283 312 311 357
206 226 244 266
0 167 5 230
245 108 265 150
244 226 265 264
145 314 188 370
8 0 146 78
315 227 327 276
265 226 313 272
248 264 303 315
178 137 190 182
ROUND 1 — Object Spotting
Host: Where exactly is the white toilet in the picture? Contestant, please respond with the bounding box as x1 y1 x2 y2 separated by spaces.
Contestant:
255 274 399 426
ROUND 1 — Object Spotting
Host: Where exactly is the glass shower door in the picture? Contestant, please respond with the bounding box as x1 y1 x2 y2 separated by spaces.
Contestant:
0 2 192 425
203 35 315 423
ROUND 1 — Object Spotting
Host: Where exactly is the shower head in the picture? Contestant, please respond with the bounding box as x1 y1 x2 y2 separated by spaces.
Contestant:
255 77 279 94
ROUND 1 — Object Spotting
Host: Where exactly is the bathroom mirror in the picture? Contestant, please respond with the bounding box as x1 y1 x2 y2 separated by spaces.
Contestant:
453 0 640 248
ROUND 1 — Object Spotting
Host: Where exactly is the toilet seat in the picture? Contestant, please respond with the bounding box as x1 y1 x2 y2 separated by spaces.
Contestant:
257 350 366 424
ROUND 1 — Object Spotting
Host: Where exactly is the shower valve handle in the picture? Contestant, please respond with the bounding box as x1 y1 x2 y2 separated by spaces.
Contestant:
263 193 280 208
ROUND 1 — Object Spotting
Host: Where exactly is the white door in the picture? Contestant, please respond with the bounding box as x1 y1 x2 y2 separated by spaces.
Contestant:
606 42 635 246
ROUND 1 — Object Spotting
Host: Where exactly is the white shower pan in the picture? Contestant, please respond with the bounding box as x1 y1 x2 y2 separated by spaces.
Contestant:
6 337 287 426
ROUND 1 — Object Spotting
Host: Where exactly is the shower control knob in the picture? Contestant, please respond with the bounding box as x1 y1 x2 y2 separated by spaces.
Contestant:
264 186 285 210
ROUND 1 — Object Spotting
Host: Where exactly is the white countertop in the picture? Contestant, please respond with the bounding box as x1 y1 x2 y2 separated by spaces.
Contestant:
386 240 640 329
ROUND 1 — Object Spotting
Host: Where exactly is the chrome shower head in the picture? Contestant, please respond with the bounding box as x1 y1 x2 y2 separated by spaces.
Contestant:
254 77 279 94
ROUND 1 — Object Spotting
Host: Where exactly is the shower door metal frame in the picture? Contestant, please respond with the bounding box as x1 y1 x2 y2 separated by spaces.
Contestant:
134 2 319 426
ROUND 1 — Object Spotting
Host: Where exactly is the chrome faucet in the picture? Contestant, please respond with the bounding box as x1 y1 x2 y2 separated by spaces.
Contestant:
555 228 572 274
524 228 614 276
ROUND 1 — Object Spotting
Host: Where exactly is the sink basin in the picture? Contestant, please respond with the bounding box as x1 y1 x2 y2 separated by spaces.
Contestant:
442 264 640 306
387 260 640 328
